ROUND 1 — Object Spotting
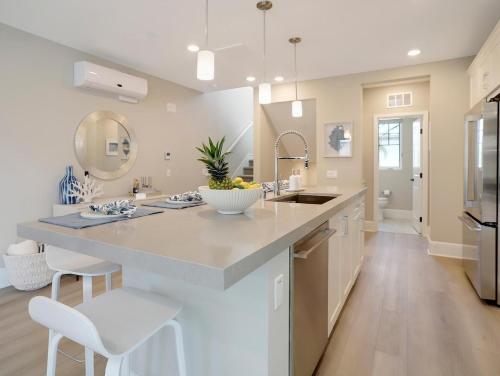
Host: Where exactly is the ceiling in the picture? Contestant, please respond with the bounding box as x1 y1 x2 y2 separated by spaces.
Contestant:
0 0 499 92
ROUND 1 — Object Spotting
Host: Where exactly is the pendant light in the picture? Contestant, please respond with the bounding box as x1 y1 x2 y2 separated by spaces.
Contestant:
257 1 273 104
289 37 302 118
197 0 214 80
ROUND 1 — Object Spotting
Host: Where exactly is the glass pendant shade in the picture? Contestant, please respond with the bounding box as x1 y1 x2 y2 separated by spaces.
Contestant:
259 82 272 104
292 100 303 118
197 50 215 80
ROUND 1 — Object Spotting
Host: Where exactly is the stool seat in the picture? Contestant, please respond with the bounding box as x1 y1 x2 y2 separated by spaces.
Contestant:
46 246 120 276
75 288 182 355
29 287 186 376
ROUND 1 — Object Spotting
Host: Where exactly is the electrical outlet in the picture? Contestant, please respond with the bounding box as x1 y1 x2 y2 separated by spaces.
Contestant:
164 152 171 160
202 168 209 176
326 170 338 179
166 102 177 112
274 274 284 310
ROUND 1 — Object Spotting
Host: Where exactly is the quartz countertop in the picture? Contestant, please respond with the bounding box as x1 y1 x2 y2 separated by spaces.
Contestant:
18 185 366 290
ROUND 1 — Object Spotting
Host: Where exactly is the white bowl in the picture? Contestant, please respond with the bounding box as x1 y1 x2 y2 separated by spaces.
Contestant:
198 186 262 214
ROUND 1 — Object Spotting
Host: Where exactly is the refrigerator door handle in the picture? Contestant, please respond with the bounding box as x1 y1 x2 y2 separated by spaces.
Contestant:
458 215 482 232
464 117 478 204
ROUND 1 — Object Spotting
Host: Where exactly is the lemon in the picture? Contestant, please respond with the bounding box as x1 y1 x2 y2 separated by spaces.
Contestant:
233 177 243 184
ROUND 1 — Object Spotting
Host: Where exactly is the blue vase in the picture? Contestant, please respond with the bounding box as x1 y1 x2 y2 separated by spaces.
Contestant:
59 165 78 204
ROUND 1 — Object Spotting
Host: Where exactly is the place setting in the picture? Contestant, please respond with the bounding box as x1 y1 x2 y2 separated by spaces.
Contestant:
39 200 163 229
142 191 206 210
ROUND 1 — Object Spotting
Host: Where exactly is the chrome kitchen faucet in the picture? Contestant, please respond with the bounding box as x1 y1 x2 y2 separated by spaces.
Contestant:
274 130 309 196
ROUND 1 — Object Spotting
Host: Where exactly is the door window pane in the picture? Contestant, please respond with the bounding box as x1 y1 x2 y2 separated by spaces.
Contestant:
378 121 401 168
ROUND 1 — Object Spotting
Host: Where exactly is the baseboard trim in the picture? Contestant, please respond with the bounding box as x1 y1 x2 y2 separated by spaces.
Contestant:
0 268 11 289
383 209 412 220
363 220 378 232
427 238 476 260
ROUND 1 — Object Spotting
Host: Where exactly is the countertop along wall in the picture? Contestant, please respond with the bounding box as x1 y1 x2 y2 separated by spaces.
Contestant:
254 57 472 245
0 24 253 274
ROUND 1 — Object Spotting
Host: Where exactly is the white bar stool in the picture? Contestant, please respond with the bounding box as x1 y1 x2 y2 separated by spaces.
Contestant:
29 287 186 376
46 246 121 375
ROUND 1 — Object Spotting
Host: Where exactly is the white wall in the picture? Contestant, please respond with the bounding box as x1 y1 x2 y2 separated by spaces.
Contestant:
254 58 471 244
0 24 253 267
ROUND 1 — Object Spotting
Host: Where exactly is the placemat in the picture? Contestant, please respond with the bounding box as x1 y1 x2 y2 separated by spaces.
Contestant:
39 207 163 229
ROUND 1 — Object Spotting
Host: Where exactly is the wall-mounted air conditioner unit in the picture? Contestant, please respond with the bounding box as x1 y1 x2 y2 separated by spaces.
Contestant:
73 61 148 103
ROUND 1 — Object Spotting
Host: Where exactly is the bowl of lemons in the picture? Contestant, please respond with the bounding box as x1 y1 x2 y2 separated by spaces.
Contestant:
199 177 262 215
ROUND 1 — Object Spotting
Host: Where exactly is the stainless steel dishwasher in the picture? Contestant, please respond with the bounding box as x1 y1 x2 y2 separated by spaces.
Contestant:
291 221 336 376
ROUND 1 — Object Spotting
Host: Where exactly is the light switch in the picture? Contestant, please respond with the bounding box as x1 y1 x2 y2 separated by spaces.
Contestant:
327 170 338 179
274 274 284 310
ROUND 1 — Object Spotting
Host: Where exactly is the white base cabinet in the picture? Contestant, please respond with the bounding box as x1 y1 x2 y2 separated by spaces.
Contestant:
327 196 365 335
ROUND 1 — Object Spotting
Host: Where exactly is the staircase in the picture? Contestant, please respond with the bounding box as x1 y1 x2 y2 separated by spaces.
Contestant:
241 159 254 182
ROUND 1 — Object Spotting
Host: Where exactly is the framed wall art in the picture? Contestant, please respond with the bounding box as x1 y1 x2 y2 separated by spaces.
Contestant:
324 122 353 157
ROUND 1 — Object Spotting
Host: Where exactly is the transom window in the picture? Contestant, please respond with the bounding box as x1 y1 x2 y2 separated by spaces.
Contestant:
378 120 401 169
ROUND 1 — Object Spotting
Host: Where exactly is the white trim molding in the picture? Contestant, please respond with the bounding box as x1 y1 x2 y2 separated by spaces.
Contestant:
363 220 378 232
0 268 10 289
427 237 476 260
383 209 412 220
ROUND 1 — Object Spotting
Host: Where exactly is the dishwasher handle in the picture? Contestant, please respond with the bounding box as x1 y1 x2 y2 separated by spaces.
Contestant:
294 228 336 259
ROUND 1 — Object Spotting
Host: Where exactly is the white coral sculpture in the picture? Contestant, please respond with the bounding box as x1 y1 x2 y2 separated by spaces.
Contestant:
68 175 104 203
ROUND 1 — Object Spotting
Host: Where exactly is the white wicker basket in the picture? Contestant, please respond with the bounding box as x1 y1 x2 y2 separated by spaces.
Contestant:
3 253 54 291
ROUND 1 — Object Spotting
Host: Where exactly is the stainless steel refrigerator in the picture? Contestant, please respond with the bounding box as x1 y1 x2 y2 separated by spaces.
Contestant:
460 94 500 304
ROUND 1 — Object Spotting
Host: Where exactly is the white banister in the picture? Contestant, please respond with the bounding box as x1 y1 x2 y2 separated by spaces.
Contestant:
227 121 253 153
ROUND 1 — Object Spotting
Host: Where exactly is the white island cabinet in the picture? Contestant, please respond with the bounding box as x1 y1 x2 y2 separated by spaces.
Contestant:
327 197 365 335
18 186 366 375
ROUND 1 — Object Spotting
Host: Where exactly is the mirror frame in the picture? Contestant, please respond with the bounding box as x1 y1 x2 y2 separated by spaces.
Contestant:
74 111 138 180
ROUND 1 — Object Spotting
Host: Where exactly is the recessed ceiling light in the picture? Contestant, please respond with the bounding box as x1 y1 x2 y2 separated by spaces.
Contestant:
246 76 256 82
407 49 421 57
187 44 200 52
274 76 284 82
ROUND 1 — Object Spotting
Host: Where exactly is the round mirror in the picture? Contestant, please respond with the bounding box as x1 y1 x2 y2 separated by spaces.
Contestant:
75 111 138 180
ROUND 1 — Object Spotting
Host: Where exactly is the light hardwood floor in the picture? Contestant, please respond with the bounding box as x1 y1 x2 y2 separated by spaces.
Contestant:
0 274 121 376
1 232 500 375
317 231 500 376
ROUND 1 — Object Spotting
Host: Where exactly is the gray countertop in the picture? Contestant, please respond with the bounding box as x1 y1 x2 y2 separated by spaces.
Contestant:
18 185 366 290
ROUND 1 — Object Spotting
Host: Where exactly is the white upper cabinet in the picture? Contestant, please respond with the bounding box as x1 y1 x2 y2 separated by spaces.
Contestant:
469 20 500 108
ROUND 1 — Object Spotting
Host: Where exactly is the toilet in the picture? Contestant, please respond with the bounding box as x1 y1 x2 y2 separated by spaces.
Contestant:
378 190 391 220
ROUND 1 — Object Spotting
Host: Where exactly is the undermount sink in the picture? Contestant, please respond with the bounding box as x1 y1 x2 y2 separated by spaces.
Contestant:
268 194 340 205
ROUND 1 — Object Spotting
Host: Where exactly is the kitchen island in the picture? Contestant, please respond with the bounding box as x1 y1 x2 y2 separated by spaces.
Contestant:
18 185 366 376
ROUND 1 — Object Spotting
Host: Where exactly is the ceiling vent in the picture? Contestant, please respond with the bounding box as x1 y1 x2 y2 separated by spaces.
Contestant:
387 92 412 108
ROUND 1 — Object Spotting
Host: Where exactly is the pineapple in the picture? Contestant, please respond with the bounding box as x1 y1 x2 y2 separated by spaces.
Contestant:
196 137 234 190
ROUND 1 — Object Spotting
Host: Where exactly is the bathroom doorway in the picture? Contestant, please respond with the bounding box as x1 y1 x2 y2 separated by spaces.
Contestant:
373 112 429 235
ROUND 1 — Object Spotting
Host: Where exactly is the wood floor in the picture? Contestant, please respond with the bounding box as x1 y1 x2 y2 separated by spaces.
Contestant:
0 274 121 376
317 231 500 376
1 232 500 375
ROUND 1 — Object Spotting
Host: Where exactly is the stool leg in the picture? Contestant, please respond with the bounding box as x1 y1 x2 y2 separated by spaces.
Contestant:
82 276 93 302
105 357 122 376
105 272 112 292
85 347 94 376
49 272 64 345
47 333 63 376
122 355 130 376
166 320 187 376
82 276 94 376
50 271 63 301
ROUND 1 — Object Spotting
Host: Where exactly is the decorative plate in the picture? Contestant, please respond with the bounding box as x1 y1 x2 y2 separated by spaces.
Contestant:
80 211 123 219
165 199 204 205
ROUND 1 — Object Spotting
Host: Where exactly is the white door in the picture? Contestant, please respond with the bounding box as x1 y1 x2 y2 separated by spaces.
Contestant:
412 118 422 233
